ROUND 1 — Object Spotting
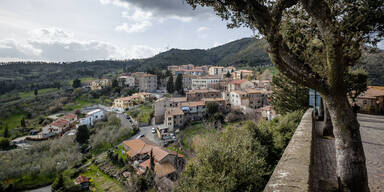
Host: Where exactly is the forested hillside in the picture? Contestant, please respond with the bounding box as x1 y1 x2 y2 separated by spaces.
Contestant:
0 38 383 95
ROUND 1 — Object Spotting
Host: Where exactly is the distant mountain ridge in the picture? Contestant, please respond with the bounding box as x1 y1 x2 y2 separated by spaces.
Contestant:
126 37 272 71
0 37 383 95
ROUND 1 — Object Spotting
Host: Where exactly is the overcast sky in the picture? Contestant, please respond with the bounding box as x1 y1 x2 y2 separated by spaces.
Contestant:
0 0 255 62
1 0 383 63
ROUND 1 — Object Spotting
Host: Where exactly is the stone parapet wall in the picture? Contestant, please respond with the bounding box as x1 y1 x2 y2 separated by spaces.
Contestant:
264 109 314 192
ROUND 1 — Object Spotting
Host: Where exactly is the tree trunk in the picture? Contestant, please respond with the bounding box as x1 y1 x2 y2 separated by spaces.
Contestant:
322 100 334 137
324 95 369 192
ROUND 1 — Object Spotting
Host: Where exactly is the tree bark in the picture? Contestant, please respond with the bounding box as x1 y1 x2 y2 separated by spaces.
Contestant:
324 95 369 192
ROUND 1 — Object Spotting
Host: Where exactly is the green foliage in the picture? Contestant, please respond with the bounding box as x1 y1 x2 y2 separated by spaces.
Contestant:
3 124 9 138
225 71 231 78
175 74 184 95
176 111 304 192
271 73 309 114
72 78 81 88
52 173 64 191
206 102 219 117
20 117 26 128
0 137 10 150
345 68 368 102
0 137 82 190
127 102 154 124
76 125 90 145
167 75 174 94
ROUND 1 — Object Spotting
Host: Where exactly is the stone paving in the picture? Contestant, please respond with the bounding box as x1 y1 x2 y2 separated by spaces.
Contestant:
312 113 384 192
359 114 384 192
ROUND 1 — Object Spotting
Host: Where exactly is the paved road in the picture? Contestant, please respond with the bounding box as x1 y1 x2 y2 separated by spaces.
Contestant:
25 186 51 192
312 113 384 192
359 113 384 192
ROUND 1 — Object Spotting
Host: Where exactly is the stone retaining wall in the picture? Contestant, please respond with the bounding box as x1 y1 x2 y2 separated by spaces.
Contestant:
264 109 314 192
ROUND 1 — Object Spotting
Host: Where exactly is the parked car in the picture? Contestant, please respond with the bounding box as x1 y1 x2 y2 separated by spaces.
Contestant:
136 134 144 139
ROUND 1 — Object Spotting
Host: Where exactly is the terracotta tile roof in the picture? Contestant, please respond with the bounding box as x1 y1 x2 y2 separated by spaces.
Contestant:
155 162 176 177
124 138 176 162
244 88 265 94
195 75 221 79
232 90 248 95
124 138 156 158
187 89 220 94
170 97 187 103
202 98 225 102
117 95 139 101
62 113 77 121
229 80 249 85
166 108 185 116
140 159 176 177
359 86 384 98
51 119 70 128
74 176 89 184
181 101 205 107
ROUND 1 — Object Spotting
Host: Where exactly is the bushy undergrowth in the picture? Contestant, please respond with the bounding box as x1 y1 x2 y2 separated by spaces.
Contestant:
176 110 304 192
0 136 83 190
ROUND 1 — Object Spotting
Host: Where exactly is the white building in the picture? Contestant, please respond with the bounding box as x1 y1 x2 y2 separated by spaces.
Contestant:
78 109 105 127
192 76 221 90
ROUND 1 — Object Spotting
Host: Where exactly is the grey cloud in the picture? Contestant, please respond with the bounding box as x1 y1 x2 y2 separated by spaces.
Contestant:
29 40 113 62
120 0 212 18
0 40 39 60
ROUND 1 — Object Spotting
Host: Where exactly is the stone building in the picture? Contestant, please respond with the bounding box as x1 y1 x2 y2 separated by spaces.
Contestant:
227 79 255 92
132 72 157 92
153 97 187 124
164 108 185 130
355 86 384 114
186 89 221 101
90 79 112 90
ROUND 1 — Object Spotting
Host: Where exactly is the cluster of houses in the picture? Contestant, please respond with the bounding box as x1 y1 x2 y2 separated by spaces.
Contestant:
26 113 78 140
90 79 112 91
112 92 155 111
24 109 105 141
151 72 274 141
123 137 185 190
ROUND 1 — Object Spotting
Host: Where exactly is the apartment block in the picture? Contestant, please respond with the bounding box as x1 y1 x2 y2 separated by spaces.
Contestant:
191 75 222 90
132 72 157 92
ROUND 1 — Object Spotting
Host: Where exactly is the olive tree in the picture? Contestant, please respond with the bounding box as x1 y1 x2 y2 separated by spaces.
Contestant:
186 0 383 191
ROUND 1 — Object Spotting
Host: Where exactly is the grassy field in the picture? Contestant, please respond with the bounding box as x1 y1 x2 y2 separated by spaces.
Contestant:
127 102 154 124
82 164 125 192
19 88 58 98
68 77 96 85
181 122 216 153
0 113 26 134
63 96 101 111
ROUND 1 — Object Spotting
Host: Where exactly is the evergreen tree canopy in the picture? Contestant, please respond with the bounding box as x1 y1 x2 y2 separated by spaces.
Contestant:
166 75 174 94
270 73 309 114
72 79 81 88
75 125 89 145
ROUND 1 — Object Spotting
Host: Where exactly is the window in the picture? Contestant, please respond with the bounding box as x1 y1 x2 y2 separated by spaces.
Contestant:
363 100 367 104
168 117 172 120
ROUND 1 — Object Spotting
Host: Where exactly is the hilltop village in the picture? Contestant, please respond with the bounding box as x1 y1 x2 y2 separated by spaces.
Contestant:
2 64 384 191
